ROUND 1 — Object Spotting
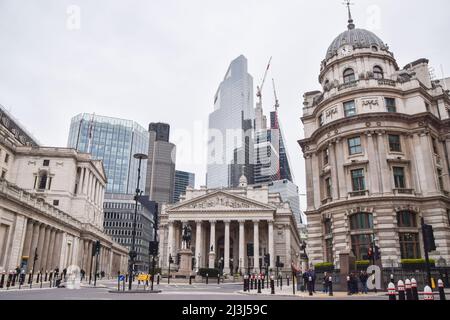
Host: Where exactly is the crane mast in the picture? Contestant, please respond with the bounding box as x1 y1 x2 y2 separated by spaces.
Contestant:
256 57 272 105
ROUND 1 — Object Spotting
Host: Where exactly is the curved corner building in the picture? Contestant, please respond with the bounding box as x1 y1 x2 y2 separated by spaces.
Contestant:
299 14 450 268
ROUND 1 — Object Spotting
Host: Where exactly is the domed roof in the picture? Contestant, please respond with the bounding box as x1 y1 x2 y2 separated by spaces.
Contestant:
325 27 389 61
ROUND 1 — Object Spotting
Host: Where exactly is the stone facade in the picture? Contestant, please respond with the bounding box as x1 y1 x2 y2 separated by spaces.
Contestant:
0 106 128 276
158 177 303 276
298 17 450 268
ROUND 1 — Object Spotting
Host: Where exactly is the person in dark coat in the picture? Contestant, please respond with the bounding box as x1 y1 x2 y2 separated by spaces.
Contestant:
359 271 369 294
302 270 309 292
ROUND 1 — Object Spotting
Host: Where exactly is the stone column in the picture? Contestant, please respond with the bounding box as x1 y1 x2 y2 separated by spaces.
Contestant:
335 139 348 199
377 132 392 194
224 220 230 274
35 224 46 272
195 221 202 270
29 222 41 267
208 221 216 269
268 220 274 269
45 229 56 271
40 226 51 272
253 220 260 272
167 221 174 266
158 226 165 268
329 142 339 200
366 133 381 194
285 224 292 269
239 221 245 273
21 220 34 265
52 232 64 270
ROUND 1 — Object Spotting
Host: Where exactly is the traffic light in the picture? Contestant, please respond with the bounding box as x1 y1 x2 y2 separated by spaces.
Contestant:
95 240 101 255
264 254 270 265
367 246 374 260
149 241 158 255
374 245 381 260
176 253 181 264
423 224 436 252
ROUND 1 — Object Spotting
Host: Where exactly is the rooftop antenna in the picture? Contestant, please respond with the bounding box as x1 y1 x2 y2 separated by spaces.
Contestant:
343 0 355 30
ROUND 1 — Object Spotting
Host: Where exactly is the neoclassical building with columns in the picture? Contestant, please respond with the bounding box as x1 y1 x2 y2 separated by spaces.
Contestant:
299 11 450 268
0 105 128 277
158 176 303 275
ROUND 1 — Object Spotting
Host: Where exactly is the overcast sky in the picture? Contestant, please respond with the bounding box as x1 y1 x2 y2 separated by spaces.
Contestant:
1 0 449 211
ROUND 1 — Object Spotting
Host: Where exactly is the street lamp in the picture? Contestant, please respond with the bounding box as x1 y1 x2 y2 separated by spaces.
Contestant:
128 153 148 291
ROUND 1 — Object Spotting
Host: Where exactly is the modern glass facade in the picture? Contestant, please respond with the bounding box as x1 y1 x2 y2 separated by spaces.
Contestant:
173 170 195 203
268 179 302 225
207 55 255 188
67 114 149 195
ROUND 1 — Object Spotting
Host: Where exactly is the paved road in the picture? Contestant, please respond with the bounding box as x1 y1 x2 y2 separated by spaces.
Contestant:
0 280 392 300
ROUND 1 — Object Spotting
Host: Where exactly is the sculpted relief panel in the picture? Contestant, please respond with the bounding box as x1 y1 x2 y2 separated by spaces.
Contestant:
184 195 255 210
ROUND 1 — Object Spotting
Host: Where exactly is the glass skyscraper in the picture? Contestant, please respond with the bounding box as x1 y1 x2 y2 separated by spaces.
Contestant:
67 113 149 195
173 170 195 203
207 55 255 188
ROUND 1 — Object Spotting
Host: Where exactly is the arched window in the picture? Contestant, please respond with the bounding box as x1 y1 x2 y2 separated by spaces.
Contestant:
397 211 417 228
373 66 384 79
350 213 373 230
343 68 356 83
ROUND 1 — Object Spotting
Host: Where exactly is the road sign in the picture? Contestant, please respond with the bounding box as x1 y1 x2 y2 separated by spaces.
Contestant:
118 275 125 281
137 274 149 281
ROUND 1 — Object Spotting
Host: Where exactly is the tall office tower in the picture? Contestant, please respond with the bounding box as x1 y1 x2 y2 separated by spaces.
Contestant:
207 55 255 188
67 113 153 270
173 170 195 203
268 179 302 225
145 123 176 206
270 111 293 182
68 114 149 195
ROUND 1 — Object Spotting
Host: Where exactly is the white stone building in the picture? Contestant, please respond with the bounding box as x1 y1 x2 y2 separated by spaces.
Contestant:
0 105 128 276
158 175 303 276
298 12 450 268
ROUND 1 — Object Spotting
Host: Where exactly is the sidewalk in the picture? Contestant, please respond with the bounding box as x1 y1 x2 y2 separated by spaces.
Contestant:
238 285 386 298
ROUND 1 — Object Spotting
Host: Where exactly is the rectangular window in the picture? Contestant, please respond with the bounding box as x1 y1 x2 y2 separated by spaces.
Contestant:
1 170 6 180
385 98 397 112
351 169 366 191
399 233 421 259
43 160 50 167
348 137 362 155
344 100 357 117
388 135 402 152
351 234 372 261
53 200 59 206
393 167 406 189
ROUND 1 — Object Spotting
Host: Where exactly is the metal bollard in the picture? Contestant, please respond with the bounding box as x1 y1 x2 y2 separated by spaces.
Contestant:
438 279 446 301
6 271 12 289
49 272 53 287
270 276 275 295
397 280 405 301
347 275 351 295
189 275 192 285
243 275 247 292
12 271 17 287
157 273 160 285
262 275 265 289
280 275 283 290
411 278 419 300
257 275 262 294
217 275 220 285
388 282 397 301
328 276 333 296
405 279 413 300
206 273 209 285
423 285 434 301
45 271 48 282
286 275 289 287
250 275 254 290
28 272 32 284
308 276 313 296
0 271 5 288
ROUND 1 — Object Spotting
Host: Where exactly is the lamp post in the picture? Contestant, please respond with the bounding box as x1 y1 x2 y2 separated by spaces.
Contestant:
148 202 159 291
128 153 148 291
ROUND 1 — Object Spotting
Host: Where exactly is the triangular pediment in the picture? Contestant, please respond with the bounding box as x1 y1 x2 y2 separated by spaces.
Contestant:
168 190 275 212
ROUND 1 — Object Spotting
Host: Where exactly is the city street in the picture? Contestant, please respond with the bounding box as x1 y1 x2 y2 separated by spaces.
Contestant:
0 279 393 300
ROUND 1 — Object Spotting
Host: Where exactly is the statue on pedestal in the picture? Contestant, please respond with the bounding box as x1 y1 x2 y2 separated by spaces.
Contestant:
181 225 192 250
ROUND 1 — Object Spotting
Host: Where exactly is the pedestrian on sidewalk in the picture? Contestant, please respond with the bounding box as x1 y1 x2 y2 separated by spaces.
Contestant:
359 271 369 294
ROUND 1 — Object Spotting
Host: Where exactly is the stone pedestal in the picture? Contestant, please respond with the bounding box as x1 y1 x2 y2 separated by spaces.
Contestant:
339 250 356 288
177 250 193 276
209 252 215 269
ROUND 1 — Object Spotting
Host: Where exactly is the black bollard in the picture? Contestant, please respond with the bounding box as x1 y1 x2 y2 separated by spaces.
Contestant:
411 279 419 301
328 276 333 296
28 272 32 284
0 271 5 288
243 275 247 292
257 276 262 294
438 279 446 300
117 274 120 291
250 276 254 290
286 275 289 287
270 276 275 294
217 275 220 285
388 283 397 301
405 279 413 301
45 271 48 282
6 272 12 289
206 274 209 285
308 276 313 296
11 272 16 287
49 272 53 287
280 275 283 290
189 275 192 285
157 273 160 285
347 276 352 295
397 281 405 301
262 275 265 289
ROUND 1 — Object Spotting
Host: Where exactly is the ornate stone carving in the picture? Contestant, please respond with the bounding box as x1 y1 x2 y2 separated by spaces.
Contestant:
184 195 254 209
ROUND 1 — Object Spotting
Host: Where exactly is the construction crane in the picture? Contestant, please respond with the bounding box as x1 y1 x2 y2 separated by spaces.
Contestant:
256 56 272 105
272 78 280 112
